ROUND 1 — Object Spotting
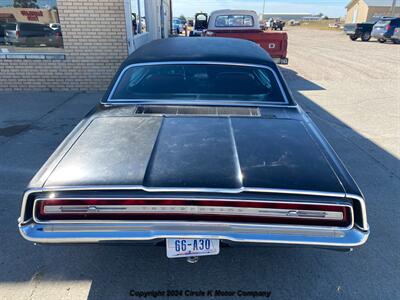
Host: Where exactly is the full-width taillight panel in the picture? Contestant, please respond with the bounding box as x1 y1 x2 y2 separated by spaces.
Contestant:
34 198 352 227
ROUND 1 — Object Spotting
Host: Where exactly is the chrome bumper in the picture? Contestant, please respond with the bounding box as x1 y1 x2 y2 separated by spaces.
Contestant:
273 57 289 65
19 221 369 248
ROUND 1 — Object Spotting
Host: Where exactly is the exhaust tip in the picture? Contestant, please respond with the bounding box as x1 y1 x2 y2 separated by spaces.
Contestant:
187 256 200 264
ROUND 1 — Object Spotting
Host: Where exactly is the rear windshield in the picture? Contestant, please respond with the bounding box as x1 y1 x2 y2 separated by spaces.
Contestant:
375 20 390 26
215 15 254 27
111 64 286 103
20 23 47 31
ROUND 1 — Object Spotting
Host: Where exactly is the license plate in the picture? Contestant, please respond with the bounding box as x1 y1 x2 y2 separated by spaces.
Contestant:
166 238 220 258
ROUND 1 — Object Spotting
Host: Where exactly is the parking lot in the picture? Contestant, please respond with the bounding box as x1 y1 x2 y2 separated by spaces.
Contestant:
0 28 399 299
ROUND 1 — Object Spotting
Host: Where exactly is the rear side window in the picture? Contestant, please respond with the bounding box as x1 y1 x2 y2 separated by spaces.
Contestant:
215 15 254 27
376 20 390 26
6 23 16 30
20 23 46 31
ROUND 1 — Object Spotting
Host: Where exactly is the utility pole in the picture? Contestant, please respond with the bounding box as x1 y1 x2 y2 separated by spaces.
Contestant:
391 0 397 16
262 0 266 15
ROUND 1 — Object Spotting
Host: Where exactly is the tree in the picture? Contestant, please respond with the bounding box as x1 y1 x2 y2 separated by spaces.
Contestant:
178 14 187 24
14 0 39 8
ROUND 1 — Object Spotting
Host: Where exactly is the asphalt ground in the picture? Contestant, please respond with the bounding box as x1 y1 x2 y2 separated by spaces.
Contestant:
0 28 399 299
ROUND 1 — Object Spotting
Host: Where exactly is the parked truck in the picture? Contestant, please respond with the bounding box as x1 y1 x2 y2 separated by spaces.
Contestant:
343 16 386 41
204 10 288 64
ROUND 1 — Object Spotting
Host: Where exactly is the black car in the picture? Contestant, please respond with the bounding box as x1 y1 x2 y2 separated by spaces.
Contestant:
18 38 369 260
343 18 380 41
0 22 6 44
371 17 400 43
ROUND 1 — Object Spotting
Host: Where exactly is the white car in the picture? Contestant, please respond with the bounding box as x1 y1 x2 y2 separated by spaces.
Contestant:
49 23 61 31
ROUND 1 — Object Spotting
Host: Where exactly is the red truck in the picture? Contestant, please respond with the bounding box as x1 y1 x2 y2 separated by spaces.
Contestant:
203 10 288 64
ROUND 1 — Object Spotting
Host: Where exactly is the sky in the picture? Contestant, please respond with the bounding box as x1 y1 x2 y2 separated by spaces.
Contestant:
172 0 350 18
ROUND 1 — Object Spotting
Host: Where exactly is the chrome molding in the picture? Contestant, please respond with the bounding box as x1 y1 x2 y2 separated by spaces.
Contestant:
42 205 344 220
346 193 369 231
19 189 368 247
32 197 353 228
19 221 369 248
19 186 350 224
103 61 292 105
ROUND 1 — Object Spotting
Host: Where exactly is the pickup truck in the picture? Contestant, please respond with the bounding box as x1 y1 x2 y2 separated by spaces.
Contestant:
343 22 376 41
189 13 208 37
343 16 387 41
204 10 288 64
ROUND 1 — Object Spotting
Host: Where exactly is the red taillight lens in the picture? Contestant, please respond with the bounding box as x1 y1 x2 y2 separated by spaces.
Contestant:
16 30 20 38
386 25 391 31
35 198 352 227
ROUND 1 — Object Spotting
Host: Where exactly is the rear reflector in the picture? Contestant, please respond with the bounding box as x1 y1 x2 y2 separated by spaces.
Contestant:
35 198 352 227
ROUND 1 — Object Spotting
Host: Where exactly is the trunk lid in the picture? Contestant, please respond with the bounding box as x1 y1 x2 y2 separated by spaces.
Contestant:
43 116 344 194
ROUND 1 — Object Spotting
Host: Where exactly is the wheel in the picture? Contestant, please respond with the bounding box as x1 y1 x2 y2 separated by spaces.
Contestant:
392 39 400 44
361 32 371 42
378 38 386 43
349 34 358 41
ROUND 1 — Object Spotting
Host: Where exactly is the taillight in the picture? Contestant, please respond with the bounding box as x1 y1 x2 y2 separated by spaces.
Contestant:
34 198 352 227
386 25 391 31
16 30 20 38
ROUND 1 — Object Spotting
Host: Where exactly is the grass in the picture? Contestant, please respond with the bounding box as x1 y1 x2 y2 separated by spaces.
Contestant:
297 19 344 31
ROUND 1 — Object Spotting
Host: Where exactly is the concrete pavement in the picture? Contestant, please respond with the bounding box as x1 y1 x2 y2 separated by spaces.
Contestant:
0 28 399 300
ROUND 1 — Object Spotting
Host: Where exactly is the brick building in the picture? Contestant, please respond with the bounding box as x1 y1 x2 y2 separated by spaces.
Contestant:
0 0 172 91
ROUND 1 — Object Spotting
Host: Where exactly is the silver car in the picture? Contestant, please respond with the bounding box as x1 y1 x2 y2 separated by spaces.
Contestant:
392 27 400 44
371 17 400 43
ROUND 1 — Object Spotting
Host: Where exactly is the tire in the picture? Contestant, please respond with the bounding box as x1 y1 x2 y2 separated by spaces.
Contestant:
392 39 400 44
349 34 358 41
361 32 371 42
378 38 386 43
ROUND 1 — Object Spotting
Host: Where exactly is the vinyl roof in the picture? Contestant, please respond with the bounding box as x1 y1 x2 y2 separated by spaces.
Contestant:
122 37 274 67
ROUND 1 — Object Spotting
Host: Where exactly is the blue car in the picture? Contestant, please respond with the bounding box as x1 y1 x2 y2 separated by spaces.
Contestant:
172 19 184 34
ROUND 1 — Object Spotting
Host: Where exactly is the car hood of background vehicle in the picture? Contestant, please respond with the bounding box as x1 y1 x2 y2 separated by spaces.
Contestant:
42 116 345 193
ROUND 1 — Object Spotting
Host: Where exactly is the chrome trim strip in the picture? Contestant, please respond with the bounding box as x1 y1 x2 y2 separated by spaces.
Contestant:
19 221 369 248
103 101 299 109
346 193 369 231
32 197 354 230
42 205 343 220
103 61 291 105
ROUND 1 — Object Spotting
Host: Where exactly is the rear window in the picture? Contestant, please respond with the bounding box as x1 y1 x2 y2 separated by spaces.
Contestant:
20 23 46 31
111 64 286 104
375 20 390 26
215 15 254 27
5 23 16 30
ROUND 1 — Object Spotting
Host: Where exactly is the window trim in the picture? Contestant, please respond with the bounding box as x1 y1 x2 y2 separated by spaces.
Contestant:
105 61 291 106
0 53 65 60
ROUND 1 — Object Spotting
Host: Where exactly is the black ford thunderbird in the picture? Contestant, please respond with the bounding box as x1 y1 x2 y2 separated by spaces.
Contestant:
18 38 369 259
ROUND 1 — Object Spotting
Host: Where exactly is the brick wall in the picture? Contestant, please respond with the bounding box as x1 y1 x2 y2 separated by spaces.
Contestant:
0 0 129 91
